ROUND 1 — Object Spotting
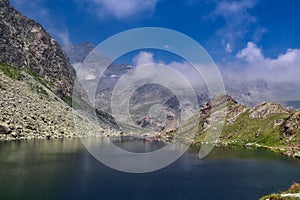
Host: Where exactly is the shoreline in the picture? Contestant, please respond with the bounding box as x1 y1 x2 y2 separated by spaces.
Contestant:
190 139 300 160
2 133 300 160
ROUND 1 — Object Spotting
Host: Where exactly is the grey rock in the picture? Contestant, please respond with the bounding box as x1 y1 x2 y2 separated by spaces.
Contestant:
249 102 292 119
0 122 11 134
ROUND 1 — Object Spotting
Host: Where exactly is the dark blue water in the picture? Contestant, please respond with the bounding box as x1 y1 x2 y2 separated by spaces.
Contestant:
1 138 300 200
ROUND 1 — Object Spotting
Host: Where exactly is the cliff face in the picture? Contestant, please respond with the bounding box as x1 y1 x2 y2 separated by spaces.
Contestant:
0 0 75 98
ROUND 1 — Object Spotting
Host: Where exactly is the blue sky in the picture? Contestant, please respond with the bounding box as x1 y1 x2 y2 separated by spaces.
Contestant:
10 0 300 60
10 0 300 95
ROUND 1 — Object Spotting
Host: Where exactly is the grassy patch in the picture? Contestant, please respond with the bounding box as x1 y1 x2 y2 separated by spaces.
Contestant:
28 83 48 97
0 63 23 80
23 66 50 90
222 111 289 146
285 183 300 194
63 95 72 105
220 110 290 146
196 106 291 147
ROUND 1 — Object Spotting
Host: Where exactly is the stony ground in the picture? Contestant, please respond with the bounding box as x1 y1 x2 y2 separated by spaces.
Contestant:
0 69 118 140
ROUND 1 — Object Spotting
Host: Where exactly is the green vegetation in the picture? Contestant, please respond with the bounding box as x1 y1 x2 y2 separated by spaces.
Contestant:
260 194 283 200
23 66 50 90
63 95 72 105
0 64 49 97
0 63 23 80
195 100 295 150
220 110 290 147
28 82 48 97
286 184 300 194
95 108 119 127
260 183 300 200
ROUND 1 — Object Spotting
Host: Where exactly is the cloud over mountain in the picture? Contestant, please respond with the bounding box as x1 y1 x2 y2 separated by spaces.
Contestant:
232 42 300 83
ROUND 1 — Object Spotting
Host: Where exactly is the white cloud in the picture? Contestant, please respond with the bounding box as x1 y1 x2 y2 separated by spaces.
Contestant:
90 0 158 19
224 42 300 83
220 42 300 103
213 0 256 17
236 42 263 62
168 61 209 92
225 43 232 53
73 62 97 81
133 51 154 66
85 73 96 80
55 30 72 48
132 51 207 92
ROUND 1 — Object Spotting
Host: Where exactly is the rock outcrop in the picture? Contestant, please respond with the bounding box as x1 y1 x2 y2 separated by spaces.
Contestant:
249 102 292 119
0 0 74 98
282 111 300 135
198 95 243 131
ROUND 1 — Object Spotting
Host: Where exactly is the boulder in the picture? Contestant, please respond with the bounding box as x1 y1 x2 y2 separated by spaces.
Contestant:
0 122 11 134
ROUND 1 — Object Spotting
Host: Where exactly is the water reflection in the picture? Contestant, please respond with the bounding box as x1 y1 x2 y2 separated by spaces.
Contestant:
0 138 300 199
111 136 166 153
81 136 188 173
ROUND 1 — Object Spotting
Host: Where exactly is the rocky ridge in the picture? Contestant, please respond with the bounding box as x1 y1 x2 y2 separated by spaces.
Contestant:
249 102 292 119
196 95 300 158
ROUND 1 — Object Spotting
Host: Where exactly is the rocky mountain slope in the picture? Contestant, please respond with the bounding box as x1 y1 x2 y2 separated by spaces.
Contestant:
0 63 115 140
0 0 74 99
196 95 300 157
0 64 74 139
0 1 121 140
